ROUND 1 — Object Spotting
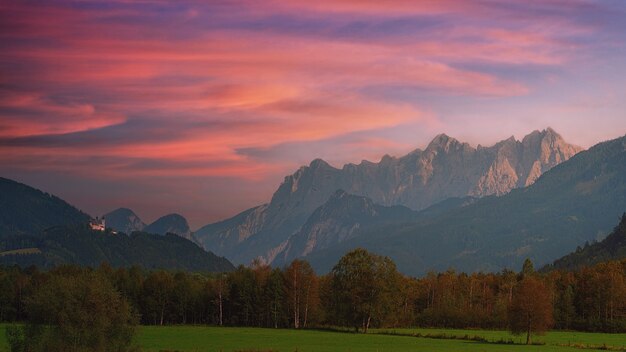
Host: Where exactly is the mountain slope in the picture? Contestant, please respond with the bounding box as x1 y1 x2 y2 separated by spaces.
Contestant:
103 208 145 234
0 225 234 272
304 134 626 276
196 128 581 265
544 214 626 271
0 177 90 237
273 190 417 266
145 213 194 241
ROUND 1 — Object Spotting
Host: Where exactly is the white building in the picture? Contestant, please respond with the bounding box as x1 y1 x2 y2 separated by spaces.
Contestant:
90 217 106 231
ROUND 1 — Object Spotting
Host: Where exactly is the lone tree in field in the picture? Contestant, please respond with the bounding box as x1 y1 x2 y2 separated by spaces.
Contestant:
331 248 401 333
509 276 554 344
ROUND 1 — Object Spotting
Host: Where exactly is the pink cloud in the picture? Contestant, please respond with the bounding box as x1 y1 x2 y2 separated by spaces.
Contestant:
0 0 615 222
0 91 126 137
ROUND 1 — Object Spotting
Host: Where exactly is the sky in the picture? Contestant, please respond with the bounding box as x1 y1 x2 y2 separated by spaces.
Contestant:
1 0 626 229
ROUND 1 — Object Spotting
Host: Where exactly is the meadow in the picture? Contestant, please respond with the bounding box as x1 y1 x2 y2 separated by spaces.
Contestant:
2 324 623 352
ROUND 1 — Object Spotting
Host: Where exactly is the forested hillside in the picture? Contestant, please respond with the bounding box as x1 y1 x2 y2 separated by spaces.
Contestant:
0 177 89 237
0 225 234 272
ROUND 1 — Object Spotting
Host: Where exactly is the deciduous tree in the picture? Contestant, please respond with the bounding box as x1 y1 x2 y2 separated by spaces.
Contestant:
331 248 401 333
509 276 553 344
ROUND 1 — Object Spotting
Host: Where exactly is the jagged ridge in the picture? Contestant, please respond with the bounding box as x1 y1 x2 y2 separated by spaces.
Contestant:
195 128 581 266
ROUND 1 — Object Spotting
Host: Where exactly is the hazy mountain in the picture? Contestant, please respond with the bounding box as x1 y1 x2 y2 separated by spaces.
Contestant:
103 208 146 234
0 177 90 237
145 213 194 241
273 190 417 266
0 225 234 272
196 128 581 265
543 213 626 271
303 134 626 276
195 205 268 259
271 191 477 267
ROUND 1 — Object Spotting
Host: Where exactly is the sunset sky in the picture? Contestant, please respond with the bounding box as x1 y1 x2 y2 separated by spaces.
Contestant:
1 0 626 228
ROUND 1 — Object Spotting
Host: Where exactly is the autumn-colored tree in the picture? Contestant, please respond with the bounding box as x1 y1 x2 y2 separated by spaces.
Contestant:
509 276 554 344
284 259 318 328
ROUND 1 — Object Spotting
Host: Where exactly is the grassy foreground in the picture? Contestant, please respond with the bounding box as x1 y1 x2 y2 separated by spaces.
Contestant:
0 324 624 352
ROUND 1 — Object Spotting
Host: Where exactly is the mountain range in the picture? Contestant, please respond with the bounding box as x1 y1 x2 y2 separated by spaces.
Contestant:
0 178 233 272
103 208 196 242
194 128 583 267
301 134 626 275
4 128 625 276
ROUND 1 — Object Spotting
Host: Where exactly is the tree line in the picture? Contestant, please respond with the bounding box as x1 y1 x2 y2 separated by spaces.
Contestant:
1 249 625 349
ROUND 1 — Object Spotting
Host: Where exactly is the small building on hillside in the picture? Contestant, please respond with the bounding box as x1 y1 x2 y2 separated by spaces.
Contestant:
90 217 106 231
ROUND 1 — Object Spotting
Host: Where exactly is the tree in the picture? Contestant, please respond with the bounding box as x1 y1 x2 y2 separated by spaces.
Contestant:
331 248 401 333
266 268 286 328
210 274 229 326
509 276 553 344
521 258 535 278
8 270 136 352
284 260 318 328
141 271 174 325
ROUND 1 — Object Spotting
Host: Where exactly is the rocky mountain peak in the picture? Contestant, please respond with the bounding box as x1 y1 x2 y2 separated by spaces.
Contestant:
144 213 193 240
108 207 134 216
103 207 145 234
380 154 394 163
426 133 460 151
309 158 332 170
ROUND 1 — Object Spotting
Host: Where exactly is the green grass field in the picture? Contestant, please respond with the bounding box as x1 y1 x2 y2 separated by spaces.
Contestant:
0 324 624 352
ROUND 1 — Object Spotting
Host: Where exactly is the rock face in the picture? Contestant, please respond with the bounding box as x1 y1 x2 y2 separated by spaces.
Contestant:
103 208 146 235
274 190 416 266
196 205 268 256
195 128 582 265
144 213 194 241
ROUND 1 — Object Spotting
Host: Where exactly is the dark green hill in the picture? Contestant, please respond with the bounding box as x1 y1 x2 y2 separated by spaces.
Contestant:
0 177 234 272
0 225 234 272
0 177 90 237
544 214 626 271
305 134 626 276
